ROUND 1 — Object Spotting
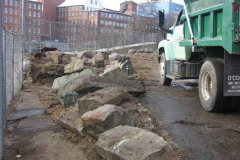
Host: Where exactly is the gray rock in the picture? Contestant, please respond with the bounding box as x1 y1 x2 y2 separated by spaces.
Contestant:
128 49 136 54
46 51 62 64
76 50 97 60
57 106 85 136
92 52 110 68
52 69 97 90
81 104 125 137
109 53 122 61
96 126 168 160
100 66 128 79
116 57 134 75
73 76 145 96
64 57 84 74
144 48 153 53
77 87 129 115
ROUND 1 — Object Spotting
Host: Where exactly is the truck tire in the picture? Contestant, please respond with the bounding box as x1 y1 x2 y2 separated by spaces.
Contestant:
159 53 172 85
199 59 225 112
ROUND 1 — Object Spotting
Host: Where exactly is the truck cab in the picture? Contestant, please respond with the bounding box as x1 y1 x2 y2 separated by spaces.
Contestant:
158 0 240 112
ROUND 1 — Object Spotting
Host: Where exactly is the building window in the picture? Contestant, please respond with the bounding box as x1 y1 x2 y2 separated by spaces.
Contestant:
38 4 41 10
100 12 104 17
105 13 108 18
15 9 17 15
91 0 93 4
29 11 31 16
9 8 12 14
4 8 7 14
109 14 112 18
117 15 119 19
37 28 40 33
15 0 18 6
9 0 12 6
72 6 74 10
4 16 8 22
5 0 8 5
14 17 17 23
9 17 12 22
29 3 31 9
33 11 36 17
95 1 97 5
33 4 36 9
91 12 94 17
28 28 31 33
37 12 40 17
33 28 36 33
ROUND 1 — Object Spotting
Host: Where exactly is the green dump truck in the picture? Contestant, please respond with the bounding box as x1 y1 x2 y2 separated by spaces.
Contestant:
158 0 240 112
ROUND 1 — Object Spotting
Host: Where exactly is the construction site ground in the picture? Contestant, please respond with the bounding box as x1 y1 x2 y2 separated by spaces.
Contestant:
5 51 240 160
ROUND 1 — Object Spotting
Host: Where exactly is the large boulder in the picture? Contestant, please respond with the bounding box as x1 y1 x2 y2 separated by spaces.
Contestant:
46 51 62 64
96 126 168 160
64 57 84 74
116 57 134 75
52 69 97 90
57 74 99 107
128 49 136 54
31 62 64 81
100 66 128 79
73 76 145 96
77 87 129 115
57 106 85 136
92 52 110 68
81 104 125 137
76 50 97 60
109 53 122 61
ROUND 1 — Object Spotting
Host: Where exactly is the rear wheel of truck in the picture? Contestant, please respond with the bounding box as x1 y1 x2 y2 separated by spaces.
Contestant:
159 53 172 85
199 59 225 112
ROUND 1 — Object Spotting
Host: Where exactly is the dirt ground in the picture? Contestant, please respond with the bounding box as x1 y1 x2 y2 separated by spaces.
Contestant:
5 51 186 160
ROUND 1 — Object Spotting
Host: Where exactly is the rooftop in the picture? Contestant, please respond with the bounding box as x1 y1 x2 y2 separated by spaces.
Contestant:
58 0 85 7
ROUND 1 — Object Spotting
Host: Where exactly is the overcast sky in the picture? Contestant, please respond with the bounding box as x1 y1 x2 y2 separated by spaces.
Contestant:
100 0 183 11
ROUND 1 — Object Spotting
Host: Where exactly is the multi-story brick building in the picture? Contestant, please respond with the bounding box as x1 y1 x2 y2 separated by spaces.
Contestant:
3 0 64 40
57 3 134 43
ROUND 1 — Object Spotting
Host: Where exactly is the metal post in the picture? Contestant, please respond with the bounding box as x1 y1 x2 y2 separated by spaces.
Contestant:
73 24 76 51
49 21 52 42
12 35 15 99
0 0 6 159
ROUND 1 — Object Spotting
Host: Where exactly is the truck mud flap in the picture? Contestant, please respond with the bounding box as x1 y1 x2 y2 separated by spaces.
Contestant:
224 51 240 96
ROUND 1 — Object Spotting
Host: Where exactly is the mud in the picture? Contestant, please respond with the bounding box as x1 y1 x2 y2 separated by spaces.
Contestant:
129 52 240 160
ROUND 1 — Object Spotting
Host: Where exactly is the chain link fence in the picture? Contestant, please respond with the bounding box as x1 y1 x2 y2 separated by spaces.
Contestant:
3 29 24 105
25 19 162 53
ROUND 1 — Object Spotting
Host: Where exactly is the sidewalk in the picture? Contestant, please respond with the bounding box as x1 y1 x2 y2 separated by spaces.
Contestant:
5 88 88 160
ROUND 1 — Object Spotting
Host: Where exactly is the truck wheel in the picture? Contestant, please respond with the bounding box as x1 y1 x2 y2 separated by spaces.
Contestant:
199 59 225 112
159 53 172 85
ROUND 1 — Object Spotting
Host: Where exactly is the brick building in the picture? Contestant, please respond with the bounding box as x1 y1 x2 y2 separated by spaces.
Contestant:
120 1 137 16
2 0 42 33
57 3 134 43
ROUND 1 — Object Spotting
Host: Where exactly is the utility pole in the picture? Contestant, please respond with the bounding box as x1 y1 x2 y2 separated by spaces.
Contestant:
0 0 6 159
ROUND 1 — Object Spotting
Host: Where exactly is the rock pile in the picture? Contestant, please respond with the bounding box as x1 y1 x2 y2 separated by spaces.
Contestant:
30 49 174 160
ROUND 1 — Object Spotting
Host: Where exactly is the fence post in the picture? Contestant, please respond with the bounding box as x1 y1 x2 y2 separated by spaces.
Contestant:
49 21 52 42
0 0 6 159
12 35 15 99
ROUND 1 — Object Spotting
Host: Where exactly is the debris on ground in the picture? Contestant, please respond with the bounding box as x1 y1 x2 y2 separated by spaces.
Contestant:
6 50 184 160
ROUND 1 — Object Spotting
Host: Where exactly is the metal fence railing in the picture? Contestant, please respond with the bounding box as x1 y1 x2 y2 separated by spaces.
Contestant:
25 19 162 53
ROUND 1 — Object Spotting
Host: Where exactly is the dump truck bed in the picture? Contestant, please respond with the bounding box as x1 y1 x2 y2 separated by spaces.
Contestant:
180 0 240 55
